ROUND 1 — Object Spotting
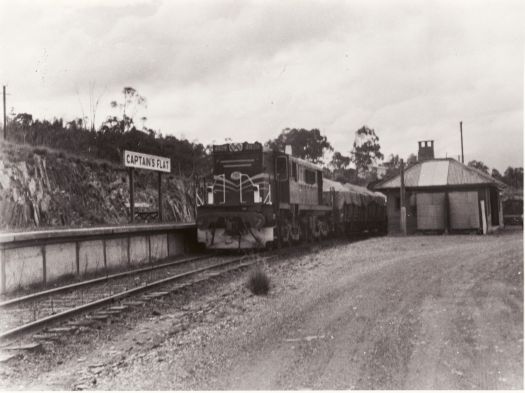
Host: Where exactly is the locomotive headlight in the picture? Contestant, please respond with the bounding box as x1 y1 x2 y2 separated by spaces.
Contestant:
207 186 214 204
253 184 261 203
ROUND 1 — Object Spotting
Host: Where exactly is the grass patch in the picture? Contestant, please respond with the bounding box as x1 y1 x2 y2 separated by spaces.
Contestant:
246 265 270 296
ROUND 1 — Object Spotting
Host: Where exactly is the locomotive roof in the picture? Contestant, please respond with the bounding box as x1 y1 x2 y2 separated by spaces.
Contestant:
212 142 323 171
288 155 323 171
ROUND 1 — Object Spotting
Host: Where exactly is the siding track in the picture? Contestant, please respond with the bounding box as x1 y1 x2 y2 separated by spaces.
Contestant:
0 254 263 340
0 237 356 343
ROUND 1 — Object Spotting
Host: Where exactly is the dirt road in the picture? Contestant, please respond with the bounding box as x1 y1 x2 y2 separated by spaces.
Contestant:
4 230 523 389
185 231 523 390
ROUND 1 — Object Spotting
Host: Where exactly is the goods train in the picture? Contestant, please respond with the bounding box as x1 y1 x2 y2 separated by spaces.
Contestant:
195 141 387 249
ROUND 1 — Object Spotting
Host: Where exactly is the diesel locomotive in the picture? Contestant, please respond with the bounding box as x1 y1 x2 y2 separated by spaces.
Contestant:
195 141 387 250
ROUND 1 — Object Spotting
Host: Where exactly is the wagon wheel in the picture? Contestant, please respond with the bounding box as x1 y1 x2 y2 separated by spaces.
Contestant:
290 223 302 243
299 219 309 243
280 221 291 247
310 217 321 241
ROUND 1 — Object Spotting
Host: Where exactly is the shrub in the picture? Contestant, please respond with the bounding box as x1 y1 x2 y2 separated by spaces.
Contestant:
33 147 48 156
246 265 270 295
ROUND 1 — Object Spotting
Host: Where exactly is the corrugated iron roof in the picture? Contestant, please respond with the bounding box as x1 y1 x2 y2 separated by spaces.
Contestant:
418 160 449 186
374 158 502 190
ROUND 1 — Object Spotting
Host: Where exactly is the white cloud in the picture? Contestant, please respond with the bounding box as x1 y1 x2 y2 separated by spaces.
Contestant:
0 0 522 171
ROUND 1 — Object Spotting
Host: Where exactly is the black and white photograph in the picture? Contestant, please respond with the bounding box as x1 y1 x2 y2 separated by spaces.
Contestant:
0 0 523 389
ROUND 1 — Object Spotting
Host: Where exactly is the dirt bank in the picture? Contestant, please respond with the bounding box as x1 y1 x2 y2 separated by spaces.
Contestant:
0 141 193 230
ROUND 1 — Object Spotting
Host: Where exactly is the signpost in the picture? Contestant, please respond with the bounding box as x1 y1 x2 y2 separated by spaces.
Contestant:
123 150 171 223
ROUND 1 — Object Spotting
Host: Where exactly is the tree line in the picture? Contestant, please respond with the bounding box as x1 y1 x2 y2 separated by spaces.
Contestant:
6 87 209 178
3 87 522 190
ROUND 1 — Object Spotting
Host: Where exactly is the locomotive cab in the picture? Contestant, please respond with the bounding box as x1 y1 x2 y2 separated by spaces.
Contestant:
196 142 276 249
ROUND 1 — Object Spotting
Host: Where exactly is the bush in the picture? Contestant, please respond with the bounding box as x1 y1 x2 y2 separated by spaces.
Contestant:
33 147 48 156
246 265 270 295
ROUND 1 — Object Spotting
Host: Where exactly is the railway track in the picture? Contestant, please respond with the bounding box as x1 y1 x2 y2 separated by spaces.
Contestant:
0 236 360 350
0 253 266 342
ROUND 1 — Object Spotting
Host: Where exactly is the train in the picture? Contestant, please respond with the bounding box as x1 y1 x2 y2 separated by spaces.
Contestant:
195 141 387 250
503 196 523 226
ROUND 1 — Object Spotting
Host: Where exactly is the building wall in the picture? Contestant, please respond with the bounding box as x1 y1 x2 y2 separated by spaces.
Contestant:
382 186 501 235
416 192 446 230
449 191 480 229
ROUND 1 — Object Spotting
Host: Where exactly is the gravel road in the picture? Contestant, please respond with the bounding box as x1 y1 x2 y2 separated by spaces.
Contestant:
3 230 522 389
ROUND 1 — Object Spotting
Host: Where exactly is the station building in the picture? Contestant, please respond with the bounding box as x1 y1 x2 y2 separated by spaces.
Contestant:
373 141 505 234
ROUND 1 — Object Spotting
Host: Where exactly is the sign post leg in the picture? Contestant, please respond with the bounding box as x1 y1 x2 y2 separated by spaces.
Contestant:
129 168 135 223
158 171 163 222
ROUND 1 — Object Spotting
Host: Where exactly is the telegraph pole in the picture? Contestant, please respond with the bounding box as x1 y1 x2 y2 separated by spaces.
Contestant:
400 159 407 235
3 86 6 140
460 121 464 163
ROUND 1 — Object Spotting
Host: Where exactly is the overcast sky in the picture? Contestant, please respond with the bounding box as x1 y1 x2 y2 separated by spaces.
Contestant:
0 0 523 171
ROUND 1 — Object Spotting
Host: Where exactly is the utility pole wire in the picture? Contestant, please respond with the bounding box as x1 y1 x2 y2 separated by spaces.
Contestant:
76 86 86 130
3 86 6 140
89 82 106 132
460 121 464 164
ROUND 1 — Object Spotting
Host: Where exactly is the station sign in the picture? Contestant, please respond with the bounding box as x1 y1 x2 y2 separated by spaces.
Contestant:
123 150 171 173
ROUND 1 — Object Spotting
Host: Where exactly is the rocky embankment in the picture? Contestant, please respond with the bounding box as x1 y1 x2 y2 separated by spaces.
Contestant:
0 141 194 231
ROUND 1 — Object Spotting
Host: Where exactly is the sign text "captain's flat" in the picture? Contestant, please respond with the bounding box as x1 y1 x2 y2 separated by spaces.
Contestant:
123 150 171 173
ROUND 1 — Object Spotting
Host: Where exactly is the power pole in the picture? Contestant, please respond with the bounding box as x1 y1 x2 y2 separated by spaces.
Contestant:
400 159 407 235
460 121 464 163
3 86 6 140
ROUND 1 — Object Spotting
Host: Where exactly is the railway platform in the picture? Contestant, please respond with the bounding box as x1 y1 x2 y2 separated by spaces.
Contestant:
0 222 196 295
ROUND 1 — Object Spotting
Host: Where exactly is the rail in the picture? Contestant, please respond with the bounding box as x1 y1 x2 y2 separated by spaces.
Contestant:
0 254 258 340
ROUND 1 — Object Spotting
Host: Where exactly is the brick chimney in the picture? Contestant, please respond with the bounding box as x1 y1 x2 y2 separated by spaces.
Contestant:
418 140 434 161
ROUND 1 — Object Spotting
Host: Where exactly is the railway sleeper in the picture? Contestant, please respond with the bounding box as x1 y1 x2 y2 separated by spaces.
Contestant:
67 319 96 327
109 306 128 312
89 315 109 321
122 300 146 307
32 333 62 342
142 291 169 300
96 310 122 316
46 326 77 334
3 342 42 352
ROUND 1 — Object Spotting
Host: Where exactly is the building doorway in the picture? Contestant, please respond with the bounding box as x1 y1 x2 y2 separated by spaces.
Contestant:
490 188 500 226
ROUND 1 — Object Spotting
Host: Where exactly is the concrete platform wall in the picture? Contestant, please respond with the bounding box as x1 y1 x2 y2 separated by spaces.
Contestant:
0 223 195 294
